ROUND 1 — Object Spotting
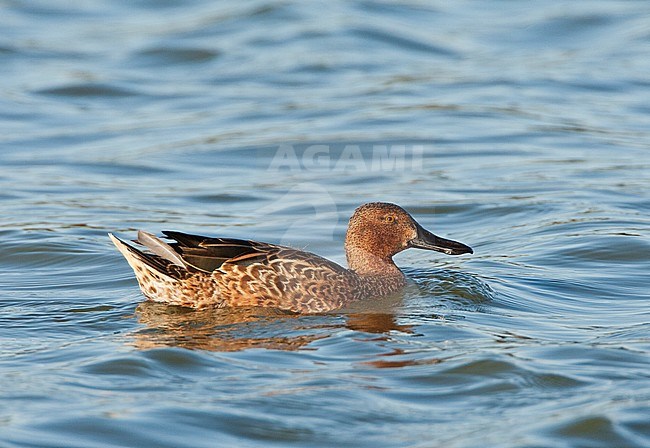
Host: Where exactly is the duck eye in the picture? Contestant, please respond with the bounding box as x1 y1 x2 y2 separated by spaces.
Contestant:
385 215 396 223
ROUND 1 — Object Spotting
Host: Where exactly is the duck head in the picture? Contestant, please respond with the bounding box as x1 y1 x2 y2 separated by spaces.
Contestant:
344 202 473 275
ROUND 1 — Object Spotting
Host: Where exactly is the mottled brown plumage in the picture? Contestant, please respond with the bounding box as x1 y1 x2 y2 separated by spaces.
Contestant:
109 202 473 313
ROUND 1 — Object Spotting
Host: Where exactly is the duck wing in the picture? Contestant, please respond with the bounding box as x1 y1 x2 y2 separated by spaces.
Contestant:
160 231 280 273
162 231 348 276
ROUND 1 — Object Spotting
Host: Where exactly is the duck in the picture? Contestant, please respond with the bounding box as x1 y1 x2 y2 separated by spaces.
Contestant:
109 202 472 313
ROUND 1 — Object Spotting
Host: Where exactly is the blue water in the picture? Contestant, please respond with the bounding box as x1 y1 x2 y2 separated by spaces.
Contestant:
1 1 649 447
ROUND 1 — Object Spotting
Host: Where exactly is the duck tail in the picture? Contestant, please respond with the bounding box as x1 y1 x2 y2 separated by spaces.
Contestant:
108 233 177 280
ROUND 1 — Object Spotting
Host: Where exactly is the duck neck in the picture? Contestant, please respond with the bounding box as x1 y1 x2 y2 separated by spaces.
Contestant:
345 245 404 277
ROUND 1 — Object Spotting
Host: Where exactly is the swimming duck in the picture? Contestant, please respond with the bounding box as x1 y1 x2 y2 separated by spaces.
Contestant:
109 202 472 313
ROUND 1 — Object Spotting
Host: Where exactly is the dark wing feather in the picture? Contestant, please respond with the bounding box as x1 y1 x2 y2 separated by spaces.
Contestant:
162 231 284 273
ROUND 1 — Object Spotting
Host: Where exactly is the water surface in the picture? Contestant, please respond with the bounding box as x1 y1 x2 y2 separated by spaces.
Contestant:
1 1 649 447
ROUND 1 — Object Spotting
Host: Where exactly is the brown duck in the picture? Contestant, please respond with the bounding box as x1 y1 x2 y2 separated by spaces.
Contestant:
109 202 473 313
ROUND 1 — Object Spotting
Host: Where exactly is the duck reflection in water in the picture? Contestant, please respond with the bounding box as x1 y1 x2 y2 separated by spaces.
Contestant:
131 298 415 352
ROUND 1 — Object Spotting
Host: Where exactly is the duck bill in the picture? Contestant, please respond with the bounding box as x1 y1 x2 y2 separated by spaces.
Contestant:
409 225 473 255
